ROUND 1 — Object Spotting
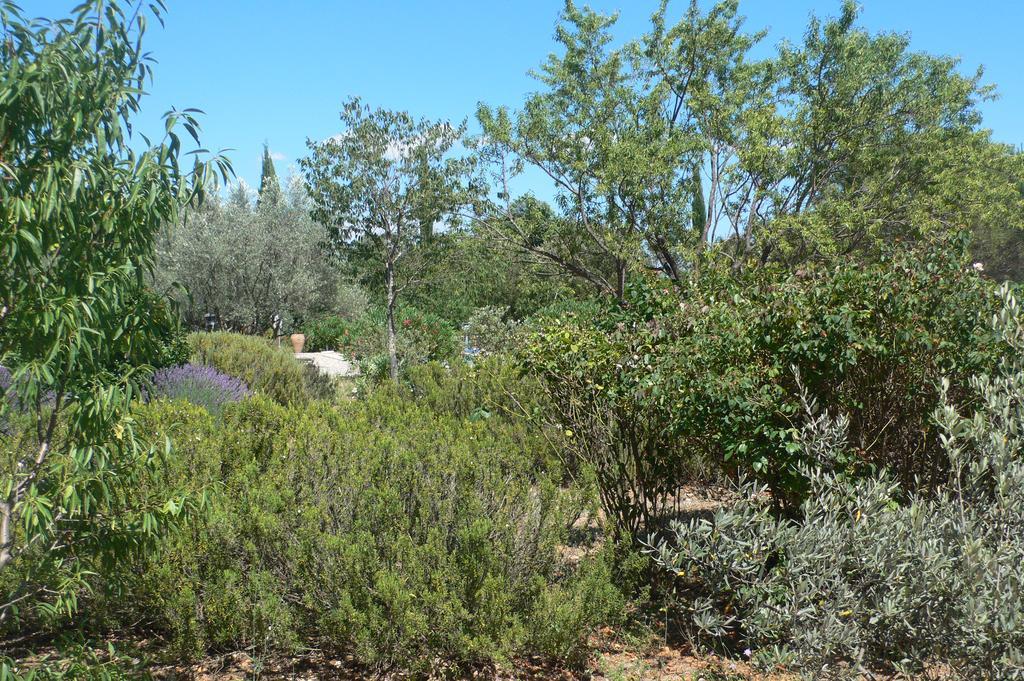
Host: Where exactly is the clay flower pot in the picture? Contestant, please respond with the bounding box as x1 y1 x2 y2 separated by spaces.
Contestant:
289 333 306 353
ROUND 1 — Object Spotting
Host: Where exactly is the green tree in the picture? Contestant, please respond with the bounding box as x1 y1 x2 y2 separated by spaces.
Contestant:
0 0 230 622
476 0 1022 291
475 0 769 296
301 98 466 382
477 2 691 298
258 141 281 208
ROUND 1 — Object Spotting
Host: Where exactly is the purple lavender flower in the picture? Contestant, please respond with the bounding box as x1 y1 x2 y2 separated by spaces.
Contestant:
0 366 12 434
148 363 251 416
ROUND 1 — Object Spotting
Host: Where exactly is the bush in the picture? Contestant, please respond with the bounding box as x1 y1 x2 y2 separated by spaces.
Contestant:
387 305 460 365
465 305 521 356
523 242 1005 531
301 315 362 352
303 305 459 369
148 364 250 416
187 332 319 405
644 286 1024 678
114 384 621 672
333 281 372 320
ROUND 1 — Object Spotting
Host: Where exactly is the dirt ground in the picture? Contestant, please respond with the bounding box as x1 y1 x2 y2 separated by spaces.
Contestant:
143 638 794 681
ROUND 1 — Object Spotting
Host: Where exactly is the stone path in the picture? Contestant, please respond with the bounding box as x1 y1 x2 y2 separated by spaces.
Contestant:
294 350 359 377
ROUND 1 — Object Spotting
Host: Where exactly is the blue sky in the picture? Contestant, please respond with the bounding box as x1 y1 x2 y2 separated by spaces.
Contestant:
32 1 1024 190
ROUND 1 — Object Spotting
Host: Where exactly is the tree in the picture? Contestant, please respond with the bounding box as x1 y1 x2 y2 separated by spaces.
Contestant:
301 99 466 382
155 175 335 333
258 142 281 208
0 0 230 621
475 0 1021 293
475 0 769 297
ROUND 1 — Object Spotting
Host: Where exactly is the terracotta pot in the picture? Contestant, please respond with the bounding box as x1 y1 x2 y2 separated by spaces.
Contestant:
289 333 306 353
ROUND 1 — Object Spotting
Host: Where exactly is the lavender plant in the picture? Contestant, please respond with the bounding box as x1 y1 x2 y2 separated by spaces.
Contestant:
0 366 11 435
149 364 251 416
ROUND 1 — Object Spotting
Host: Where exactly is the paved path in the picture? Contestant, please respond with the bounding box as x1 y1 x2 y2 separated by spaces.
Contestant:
294 351 359 377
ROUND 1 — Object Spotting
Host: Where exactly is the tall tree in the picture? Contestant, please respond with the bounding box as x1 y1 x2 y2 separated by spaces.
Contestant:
0 0 230 620
301 98 465 382
258 142 281 207
475 0 1020 293
475 0 767 297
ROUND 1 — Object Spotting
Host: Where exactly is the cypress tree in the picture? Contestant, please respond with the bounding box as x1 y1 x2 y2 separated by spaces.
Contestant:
258 142 281 207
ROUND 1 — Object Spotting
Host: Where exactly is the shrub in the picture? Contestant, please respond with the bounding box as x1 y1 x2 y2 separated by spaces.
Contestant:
116 386 621 672
148 364 250 416
301 314 373 353
389 305 460 365
399 356 542 420
465 306 521 356
303 306 459 370
395 358 569 475
333 281 372 320
644 285 1024 678
187 332 318 405
523 242 1005 531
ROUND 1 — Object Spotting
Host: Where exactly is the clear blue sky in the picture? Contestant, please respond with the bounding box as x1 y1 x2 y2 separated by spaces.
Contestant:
32 1 1024 190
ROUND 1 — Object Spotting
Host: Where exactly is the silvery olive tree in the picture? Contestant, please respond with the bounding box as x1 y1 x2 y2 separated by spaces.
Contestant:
155 174 336 334
0 0 229 622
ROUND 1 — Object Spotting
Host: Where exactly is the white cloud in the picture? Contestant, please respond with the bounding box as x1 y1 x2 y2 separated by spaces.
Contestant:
270 151 286 161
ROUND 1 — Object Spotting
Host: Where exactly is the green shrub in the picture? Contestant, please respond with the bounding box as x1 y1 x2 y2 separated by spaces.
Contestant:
0 635 149 680
116 385 621 671
465 306 521 356
399 356 545 421
304 305 459 370
523 241 1005 531
388 305 460 365
385 358 571 477
301 314 371 353
187 332 321 405
645 286 1024 678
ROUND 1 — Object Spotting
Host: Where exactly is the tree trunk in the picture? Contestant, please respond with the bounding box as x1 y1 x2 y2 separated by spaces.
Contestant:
385 260 399 384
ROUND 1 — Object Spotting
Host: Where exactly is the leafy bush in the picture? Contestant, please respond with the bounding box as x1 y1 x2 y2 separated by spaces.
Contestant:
114 384 620 672
523 242 1005 533
465 305 521 355
367 358 570 482
386 305 460 365
333 281 372 320
644 284 1024 678
402 358 531 415
301 314 374 353
303 306 459 368
148 364 250 416
187 332 320 405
